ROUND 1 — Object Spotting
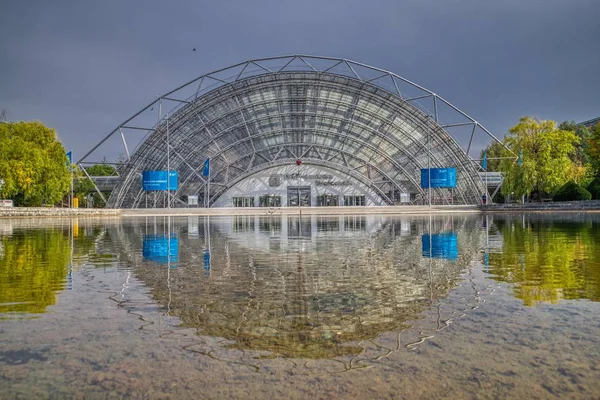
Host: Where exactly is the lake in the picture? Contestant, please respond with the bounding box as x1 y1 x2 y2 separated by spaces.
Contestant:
1 213 600 399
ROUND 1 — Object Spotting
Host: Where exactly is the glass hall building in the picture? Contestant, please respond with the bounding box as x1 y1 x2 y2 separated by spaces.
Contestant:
80 55 501 208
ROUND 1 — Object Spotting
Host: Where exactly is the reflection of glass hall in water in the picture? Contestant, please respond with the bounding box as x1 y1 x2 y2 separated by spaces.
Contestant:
110 215 483 359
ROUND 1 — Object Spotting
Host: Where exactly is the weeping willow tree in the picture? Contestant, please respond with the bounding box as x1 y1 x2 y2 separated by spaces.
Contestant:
0 121 70 206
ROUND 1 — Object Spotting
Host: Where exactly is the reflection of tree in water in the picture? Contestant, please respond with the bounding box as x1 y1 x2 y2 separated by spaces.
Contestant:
488 214 600 306
0 228 71 315
0 218 120 316
119 215 483 359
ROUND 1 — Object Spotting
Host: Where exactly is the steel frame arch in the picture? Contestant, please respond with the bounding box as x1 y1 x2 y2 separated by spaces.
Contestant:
167 130 426 199
124 143 414 209
187 149 412 207
207 160 396 207
167 158 398 208
79 55 506 207
117 82 474 205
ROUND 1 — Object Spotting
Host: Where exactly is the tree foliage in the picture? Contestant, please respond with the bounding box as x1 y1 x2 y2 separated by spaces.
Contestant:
479 140 507 171
499 117 580 200
586 177 600 200
558 120 591 166
0 121 71 206
587 123 600 176
552 181 592 202
73 161 116 207
85 162 116 177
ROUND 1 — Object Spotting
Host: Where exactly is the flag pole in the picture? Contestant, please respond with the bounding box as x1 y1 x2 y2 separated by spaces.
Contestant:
482 149 488 205
167 112 170 210
69 150 74 208
71 166 74 208
207 158 210 208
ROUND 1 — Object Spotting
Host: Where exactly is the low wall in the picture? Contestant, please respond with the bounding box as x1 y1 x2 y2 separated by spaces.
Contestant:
0 207 122 218
5 202 599 218
122 205 480 217
483 200 600 212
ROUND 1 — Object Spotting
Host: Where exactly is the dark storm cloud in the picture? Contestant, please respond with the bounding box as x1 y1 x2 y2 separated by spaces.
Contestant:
1 0 599 159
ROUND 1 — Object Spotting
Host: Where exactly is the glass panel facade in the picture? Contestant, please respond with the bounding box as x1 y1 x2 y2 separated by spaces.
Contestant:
287 186 311 206
343 195 366 206
317 194 340 206
233 197 255 207
106 66 486 208
258 195 281 207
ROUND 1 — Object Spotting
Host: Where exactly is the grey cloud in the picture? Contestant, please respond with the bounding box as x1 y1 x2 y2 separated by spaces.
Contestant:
1 0 598 159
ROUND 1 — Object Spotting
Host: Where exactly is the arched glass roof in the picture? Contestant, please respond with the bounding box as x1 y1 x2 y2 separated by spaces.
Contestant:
79 55 505 207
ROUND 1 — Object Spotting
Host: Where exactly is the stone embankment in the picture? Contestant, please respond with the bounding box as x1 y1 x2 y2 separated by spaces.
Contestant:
122 205 480 216
3 201 600 218
483 200 600 212
0 207 122 218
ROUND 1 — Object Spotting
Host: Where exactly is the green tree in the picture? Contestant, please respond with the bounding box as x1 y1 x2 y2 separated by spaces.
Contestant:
479 141 508 171
587 122 600 176
500 117 581 201
85 160 116 176
558 120 591 167
74 160 116 207
0 121 71 206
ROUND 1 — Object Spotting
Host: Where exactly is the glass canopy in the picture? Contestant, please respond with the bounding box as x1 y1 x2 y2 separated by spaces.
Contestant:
79 56 498 207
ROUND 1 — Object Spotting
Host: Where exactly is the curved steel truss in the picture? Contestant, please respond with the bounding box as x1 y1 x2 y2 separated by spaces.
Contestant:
79 55 507 207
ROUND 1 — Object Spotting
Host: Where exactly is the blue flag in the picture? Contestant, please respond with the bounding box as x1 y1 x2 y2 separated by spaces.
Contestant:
203 249 211 270
202 158 210 177
517 150 523 166
66 151 72 166
482 150 487 171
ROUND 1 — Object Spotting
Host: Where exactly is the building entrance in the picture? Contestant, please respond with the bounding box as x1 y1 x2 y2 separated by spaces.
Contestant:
287 186 311 206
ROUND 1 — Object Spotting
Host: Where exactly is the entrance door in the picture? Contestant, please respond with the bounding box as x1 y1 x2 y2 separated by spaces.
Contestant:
287 186 311 206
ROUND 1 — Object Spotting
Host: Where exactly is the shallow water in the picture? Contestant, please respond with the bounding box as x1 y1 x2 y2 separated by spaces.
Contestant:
1 213 599 399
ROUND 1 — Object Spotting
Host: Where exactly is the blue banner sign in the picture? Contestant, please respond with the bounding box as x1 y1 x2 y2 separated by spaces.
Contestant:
202 159 210 177
420 168 457 188
143 235 179 263
142 170 179 191
203 249 211 271
422 233 458 260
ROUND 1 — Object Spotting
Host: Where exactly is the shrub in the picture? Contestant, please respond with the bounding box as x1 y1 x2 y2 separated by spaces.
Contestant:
586 177 600 200
553 181 592 202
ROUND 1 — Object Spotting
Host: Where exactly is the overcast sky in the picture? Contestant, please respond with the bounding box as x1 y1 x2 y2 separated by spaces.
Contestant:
1 0 599 161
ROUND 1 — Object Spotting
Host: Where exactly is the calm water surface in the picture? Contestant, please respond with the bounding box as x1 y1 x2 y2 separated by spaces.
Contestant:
1 213 600 399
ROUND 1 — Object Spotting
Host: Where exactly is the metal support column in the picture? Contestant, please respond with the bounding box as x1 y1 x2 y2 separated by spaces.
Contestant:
167 112 170 210
427 116 431 207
